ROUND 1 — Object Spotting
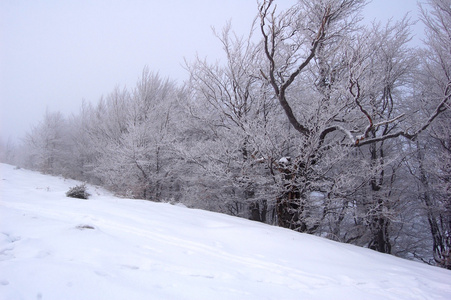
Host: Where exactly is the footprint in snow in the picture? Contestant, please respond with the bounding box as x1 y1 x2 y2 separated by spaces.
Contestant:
0 279 9 286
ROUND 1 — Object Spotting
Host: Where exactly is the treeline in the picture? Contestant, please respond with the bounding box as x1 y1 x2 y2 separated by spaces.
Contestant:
2 0 450 268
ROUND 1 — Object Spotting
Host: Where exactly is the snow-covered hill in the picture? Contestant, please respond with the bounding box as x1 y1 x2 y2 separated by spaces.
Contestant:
1 163 450 300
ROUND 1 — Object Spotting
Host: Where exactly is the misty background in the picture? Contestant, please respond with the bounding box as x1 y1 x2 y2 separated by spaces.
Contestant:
1 0 422 142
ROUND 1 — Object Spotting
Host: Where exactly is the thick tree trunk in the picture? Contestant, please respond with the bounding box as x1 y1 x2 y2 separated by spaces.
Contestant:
367 140 392 254
368 216 392 253
276 188 304 231
249 200 268 223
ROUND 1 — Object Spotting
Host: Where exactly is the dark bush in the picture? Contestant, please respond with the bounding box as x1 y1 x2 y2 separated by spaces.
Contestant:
66 183 90 199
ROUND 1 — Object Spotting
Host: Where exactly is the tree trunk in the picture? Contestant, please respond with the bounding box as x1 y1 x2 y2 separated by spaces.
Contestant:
367 140 392 254
417 142 450 269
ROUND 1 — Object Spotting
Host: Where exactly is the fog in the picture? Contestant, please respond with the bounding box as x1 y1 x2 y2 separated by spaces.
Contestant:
0 0 422 142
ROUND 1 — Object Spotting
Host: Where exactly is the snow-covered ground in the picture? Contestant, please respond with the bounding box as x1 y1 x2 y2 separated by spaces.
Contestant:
1 163 450 300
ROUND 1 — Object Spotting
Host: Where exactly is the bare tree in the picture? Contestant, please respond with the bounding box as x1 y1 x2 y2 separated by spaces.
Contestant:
0 137 19 165
86 69 180 201
257 0 367 232
23 110 70 175
256 0 449 252
185 23 283 220
410 0 451 268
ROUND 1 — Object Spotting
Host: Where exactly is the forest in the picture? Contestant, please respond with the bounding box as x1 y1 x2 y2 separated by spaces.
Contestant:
1 0 450 269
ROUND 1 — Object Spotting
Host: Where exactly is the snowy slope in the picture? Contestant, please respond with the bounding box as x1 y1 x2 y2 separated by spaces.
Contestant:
1 163 450 300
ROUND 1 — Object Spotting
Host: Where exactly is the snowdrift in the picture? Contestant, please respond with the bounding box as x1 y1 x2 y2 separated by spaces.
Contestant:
1 163 450 299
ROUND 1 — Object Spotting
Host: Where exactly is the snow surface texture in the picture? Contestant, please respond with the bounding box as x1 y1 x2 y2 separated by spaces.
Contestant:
1 163 450 300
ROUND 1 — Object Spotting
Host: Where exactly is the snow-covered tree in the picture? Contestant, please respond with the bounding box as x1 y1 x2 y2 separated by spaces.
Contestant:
408 0 451 268
0 137 19 165
63 101 98 182
23 110 70 175
185 23 284 219
254 0 449 254
86 69 182 201
338 17 418 253
256 0 367 232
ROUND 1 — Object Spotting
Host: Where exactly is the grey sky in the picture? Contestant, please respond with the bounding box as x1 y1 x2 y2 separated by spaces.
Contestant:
0 0 423 142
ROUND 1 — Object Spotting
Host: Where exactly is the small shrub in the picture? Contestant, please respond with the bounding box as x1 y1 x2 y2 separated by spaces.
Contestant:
76 224 95 230
66 183 90 199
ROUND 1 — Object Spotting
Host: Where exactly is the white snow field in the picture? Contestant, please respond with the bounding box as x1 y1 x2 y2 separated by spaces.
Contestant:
1 163 450 300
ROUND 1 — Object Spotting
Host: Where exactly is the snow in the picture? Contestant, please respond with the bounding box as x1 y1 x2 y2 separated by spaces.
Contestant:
1 163 450 300
278 157 290 165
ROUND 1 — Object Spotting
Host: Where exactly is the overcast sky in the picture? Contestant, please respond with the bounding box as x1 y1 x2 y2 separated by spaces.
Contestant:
0 0 424 142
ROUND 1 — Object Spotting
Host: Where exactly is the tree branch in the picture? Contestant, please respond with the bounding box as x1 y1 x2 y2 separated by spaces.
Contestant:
355 82 450 147
259 1 333 137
